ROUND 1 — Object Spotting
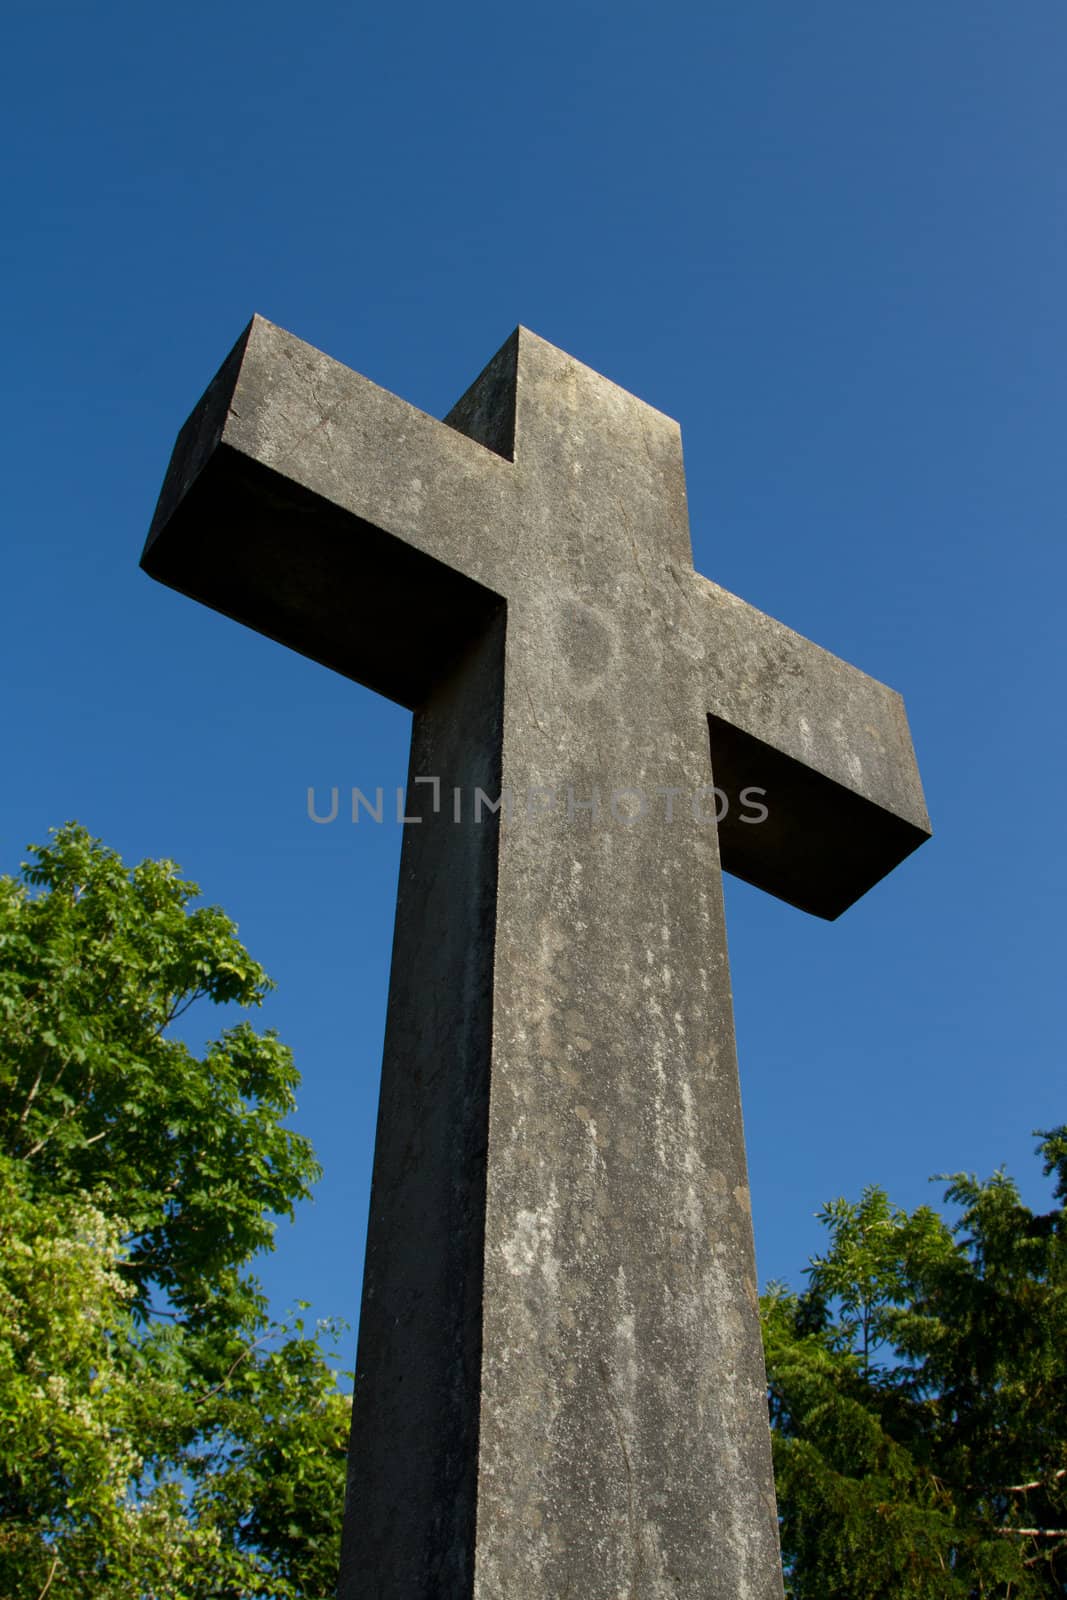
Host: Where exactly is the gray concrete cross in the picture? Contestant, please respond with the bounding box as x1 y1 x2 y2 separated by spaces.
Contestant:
142 318 930 1600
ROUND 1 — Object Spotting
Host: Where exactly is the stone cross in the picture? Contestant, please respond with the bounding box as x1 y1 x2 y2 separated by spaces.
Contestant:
141 319 930 1600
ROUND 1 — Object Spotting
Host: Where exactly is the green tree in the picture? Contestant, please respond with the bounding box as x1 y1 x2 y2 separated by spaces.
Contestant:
763 1134 1067 1598
0 823 349 1597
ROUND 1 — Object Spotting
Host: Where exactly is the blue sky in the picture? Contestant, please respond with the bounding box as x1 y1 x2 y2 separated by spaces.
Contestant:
3 0 1065 1346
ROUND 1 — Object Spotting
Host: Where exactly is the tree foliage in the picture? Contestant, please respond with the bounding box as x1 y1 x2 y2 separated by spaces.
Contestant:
763 1135 1067 1598
0 824 349 1597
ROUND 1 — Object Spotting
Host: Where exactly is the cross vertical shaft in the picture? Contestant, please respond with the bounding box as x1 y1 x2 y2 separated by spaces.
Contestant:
342 336 781 1595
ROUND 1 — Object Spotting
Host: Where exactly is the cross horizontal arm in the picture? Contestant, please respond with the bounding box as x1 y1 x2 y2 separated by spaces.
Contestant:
690 574 931 918
142 317 515 708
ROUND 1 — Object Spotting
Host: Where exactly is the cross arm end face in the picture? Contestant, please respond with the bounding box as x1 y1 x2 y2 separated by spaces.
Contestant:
143 316 260 560
693 577 932 919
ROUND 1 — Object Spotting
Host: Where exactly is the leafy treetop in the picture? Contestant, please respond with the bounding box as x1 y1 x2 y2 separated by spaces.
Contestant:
0 824 347 1598
763 1131 1067 1598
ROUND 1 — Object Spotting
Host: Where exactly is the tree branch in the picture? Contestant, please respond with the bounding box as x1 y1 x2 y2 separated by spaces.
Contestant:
193 1332 273 1406
35 1552 59 1600
154 986 207 1038
1004 1467 1067 1493
23 1100 79 1160
15 1048 48 1133
995 1527 1067 1538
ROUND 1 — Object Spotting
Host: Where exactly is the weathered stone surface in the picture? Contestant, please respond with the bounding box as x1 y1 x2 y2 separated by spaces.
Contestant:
142 318 931 1598
694 579 929 916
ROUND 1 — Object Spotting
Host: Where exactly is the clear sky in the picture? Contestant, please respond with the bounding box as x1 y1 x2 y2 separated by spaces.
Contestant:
3 0 1065 1350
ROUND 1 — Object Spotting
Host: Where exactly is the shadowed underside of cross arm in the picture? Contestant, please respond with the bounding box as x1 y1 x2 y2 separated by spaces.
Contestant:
141 316 516 709
688 573 931 919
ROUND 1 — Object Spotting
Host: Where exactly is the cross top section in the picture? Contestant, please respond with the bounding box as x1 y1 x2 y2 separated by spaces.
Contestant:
144 317 929 918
